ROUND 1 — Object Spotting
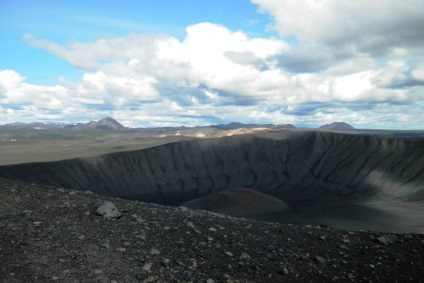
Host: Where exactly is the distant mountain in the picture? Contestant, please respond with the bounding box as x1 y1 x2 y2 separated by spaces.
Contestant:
275 124 296 129
0 117 125 130
214 122 246 130
64 117 125 130
84 117 125 130
4 122 27 126
319 122 355 130
0 118 297 132
1 122 66 129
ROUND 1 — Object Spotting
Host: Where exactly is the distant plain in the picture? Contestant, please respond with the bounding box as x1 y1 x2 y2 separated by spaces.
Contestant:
0 128 194 165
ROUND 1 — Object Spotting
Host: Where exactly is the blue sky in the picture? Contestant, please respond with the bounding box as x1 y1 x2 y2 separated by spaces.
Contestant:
0 0 272 85
1 0 424 128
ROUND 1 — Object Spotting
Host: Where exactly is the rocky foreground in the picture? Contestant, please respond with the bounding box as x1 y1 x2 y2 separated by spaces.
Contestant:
1 178 423 283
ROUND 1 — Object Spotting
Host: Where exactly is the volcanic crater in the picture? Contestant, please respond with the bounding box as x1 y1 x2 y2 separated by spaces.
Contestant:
1 130 423 233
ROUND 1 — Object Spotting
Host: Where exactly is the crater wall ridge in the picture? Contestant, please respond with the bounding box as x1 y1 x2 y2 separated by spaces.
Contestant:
0 131 423 205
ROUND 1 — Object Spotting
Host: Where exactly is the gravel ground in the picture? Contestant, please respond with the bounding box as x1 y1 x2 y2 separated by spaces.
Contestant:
1 178 423 283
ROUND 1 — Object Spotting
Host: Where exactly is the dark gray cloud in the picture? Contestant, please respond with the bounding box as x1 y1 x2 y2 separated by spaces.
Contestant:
158 81 260 108
386 78 424 89
276 43 353 73
157 84 210 107
372 67 424 90
353 17 424 57
277 52 333 73
212 89 259 107
285 102 331 116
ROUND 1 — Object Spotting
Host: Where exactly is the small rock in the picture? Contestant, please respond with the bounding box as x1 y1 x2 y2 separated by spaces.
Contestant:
376 235 397 245
136 270 148 280
179 206 189 212
182 270 192 279
117 247 126 252
161 257 170 267
150 248 160 255
240 252 251 261
96 201 121 218
339 244 349 250
206 279 215 283
315 256 326 263
190 259 198 268
225 251 233 257
267 245 275 251
142 263 152 272
209 227 217 232
283 268 289 275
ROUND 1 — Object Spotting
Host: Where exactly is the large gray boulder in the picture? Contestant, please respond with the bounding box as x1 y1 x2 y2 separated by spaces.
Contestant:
96 201 121 218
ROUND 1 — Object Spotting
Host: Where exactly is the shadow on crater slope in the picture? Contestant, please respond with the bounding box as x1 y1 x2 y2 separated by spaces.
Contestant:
1 131 423 232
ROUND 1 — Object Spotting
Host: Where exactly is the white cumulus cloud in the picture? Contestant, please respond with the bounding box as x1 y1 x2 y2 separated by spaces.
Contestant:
2 12 424 129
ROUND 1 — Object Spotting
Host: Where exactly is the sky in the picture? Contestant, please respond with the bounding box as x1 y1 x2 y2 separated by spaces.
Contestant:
1 0 424 129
